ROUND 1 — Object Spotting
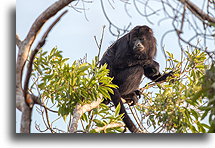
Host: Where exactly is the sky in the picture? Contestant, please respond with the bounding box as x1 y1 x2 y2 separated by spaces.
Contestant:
10 0 215 147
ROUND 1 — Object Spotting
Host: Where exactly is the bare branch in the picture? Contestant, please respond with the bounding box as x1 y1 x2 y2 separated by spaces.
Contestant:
179 0 215 24
69 98 102 133
100 0 131 36
16 0 75 133
94 25 106 61
93 122 125 133
16 0 75 92
24 10 68 107
16 34 22 48
24 0 75 47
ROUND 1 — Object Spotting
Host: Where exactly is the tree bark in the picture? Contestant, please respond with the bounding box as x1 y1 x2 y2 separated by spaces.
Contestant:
69 98 102 133
16 0 74 133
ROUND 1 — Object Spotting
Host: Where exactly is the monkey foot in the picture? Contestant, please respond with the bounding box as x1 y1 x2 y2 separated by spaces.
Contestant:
122 90 141 106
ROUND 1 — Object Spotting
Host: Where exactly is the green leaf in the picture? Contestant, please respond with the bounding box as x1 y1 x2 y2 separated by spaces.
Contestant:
93 119 105 127
63 115 67 121
98 87 111 99
201 110 209 120
195 65 204 69
166 51 174 59
190 109 199 120
115 103 121 116
81 113 88 122
190 125 198 133
201 123 210 129
114 127 124 133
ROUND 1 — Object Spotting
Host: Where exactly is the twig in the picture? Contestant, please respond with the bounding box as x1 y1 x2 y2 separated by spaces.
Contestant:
44 107 55 133
100 0 131 36
94 25 106 61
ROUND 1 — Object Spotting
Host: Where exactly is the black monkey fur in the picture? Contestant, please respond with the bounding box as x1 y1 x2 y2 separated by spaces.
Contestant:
99 25 172 133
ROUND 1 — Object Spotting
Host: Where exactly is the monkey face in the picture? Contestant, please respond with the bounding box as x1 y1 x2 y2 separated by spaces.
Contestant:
129 25 157 59
133 38 145 51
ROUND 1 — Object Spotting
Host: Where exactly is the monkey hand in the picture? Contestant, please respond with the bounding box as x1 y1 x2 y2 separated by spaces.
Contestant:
155 71 174 82
134 90 141 99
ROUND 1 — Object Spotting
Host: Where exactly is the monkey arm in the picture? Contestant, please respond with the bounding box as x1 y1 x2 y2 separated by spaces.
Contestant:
143 60 173 82
146 71 173 82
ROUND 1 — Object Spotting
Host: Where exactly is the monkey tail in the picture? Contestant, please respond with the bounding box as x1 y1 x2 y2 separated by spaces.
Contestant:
111 88 141 133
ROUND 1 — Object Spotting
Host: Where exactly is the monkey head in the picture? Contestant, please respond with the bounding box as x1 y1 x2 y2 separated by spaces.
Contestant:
128 25 157 59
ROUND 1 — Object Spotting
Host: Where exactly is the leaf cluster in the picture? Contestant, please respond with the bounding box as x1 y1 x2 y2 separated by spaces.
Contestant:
139 49 214 133
33 48 117 118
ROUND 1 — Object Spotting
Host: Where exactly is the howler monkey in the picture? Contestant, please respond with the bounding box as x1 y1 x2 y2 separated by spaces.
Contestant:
99 25 172 133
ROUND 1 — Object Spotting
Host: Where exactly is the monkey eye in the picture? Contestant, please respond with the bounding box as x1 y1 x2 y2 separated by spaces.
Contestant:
140 38 145 42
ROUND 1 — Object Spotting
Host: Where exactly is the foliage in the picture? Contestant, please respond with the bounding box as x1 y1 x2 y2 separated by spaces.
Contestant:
33 48 117 120
200 63 215 132
138 49 214 133
32 47 214 133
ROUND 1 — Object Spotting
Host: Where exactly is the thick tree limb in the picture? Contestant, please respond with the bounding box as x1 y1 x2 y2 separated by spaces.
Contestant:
94 122 125 133
16 0 74 109
16 34 22 49
24 0 75 48
179 0 215 24
24 10 68 107
16 0 74 133
69 98 102 133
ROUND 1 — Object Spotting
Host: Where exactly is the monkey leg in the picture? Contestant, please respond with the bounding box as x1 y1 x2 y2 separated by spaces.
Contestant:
122 90 141 106
111 88 140 133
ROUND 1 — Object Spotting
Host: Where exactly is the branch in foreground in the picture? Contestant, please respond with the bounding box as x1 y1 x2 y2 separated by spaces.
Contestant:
69 98 102 133
93 122 125 133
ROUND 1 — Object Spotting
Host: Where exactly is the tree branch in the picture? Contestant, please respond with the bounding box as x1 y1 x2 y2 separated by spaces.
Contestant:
93 122 125 133
179 0 215 24
16 34 22 49
69 98 102 133
24 10 68 107
16 0 75 133
24 0 75 48
16 0 75 91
